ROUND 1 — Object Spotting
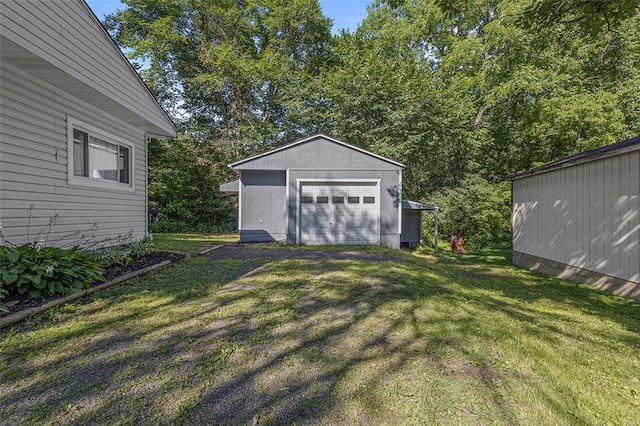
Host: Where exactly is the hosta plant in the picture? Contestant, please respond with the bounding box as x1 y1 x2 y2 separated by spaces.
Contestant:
0 243 105 299
0 282 8 314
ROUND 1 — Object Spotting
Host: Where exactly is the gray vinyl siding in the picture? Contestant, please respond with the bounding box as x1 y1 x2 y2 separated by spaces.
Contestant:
0 60 148 246
234 137 401 171
239 171 287 242
401 210 422 245
0 0 175 136
232 136 404 248
512 149 640 284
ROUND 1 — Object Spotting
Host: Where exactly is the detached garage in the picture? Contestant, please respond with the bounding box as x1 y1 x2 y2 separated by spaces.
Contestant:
221 134 406 248
505 137 639 301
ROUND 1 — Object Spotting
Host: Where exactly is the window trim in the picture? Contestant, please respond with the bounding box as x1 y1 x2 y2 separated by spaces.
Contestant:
67 116 135 192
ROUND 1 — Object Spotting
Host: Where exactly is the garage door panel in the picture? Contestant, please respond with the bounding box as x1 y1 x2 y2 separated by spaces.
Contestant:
315 209 330 219
300 182 379 245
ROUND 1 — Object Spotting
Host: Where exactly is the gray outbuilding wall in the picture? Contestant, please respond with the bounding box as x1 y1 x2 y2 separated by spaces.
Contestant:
507 138 640 301
239 170 287 242
401 210 422 247
230 135 404 248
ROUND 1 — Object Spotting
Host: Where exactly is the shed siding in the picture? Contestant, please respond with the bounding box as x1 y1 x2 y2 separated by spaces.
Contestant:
400 210 422 245
0 0 173 136
0 60 148 245
235 138 400 171
512 150 640 284
239 171 287 242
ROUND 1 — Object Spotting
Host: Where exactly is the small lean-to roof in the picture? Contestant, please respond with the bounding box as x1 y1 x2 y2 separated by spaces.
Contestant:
229 134 405 170
504 137 640 181
219 179 239 193
402 200 442 211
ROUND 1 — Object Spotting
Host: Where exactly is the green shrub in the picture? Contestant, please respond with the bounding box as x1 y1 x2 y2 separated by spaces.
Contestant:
94 237 156 269
426 175 512 249
95 247 131 269
129 237 156 258
0 244 105 299
0 282 8 314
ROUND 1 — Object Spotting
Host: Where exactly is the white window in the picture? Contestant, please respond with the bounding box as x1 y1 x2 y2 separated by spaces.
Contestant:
67 117 134 191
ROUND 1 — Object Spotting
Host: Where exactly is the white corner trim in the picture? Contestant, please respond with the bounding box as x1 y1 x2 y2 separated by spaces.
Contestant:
238 173 243 231
296 179 301 244
397 170 402 235
377 180 382 244
285 169 290 239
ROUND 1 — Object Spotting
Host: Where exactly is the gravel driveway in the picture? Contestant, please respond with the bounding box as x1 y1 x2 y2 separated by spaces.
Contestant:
201 243 409 262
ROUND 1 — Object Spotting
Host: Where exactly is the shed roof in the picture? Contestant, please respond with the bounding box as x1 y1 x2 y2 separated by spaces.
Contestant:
402 200 442 211
503 137 640 181
219 179 239 193
229 134 405 170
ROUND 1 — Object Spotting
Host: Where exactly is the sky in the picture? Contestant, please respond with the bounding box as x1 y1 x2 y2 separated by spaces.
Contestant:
85 0 371 34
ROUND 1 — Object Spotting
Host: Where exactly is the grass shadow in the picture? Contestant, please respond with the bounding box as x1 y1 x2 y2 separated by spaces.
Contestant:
1 248 638 425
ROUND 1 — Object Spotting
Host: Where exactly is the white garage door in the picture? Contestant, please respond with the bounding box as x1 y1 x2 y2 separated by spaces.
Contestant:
299 182 379 245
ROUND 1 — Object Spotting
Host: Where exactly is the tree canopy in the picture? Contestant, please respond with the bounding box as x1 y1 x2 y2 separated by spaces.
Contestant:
105 0 640 246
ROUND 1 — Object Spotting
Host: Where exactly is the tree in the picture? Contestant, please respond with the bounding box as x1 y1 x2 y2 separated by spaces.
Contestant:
105 0 334 231
106 0 332 149
104 0 639 242
319 0 638 245
147 135 237 232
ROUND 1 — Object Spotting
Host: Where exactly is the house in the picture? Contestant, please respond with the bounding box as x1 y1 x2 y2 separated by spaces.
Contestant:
221 134 439 249
0 0 177 247
505 137 640 301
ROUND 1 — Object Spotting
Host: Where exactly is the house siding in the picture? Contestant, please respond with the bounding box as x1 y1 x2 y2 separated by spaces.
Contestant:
0 0 174 136
401 210 422 246
512 149 640 285
0 60 148 245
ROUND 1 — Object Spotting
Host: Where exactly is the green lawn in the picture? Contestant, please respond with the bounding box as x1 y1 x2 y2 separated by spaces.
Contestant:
1 237 639 425
151 232 239 254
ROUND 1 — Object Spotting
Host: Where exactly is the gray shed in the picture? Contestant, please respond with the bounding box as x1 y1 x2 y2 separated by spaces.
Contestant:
221 134 407 247
505 137 640 301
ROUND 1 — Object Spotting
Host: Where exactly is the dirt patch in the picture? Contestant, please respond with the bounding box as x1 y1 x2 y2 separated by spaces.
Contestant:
201 243 409 263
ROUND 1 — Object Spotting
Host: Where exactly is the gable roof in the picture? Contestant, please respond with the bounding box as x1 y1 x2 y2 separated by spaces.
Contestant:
230 134 405 169
503 137 640 181
0 0 177 138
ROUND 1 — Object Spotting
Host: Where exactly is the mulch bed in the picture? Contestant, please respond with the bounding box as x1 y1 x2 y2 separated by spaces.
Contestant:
2 251 185 316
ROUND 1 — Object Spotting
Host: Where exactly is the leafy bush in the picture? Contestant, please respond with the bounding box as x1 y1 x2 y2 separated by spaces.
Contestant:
129 236 156 258
94 236 156 269
95 247 131 269
0 244 105 299
426 175 512 249
0 282 8 314
148 137 237 233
